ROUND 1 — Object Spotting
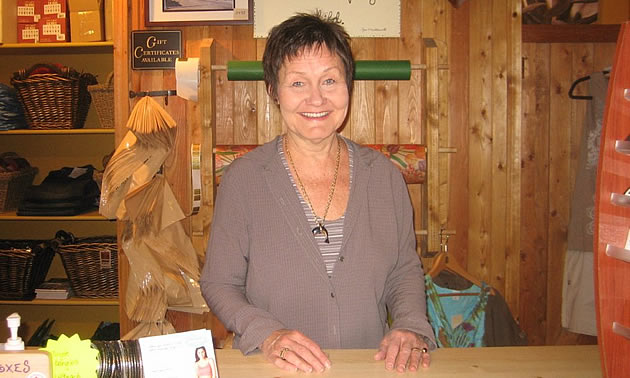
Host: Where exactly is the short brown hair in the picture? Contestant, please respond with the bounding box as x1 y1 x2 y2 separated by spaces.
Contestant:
262 12 354 100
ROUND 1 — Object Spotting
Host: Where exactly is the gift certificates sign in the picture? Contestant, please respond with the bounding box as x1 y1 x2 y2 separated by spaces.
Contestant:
131 30 182 70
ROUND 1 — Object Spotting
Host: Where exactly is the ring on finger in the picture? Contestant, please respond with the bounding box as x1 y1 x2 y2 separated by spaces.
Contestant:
279 347 290 360
411 347 429 354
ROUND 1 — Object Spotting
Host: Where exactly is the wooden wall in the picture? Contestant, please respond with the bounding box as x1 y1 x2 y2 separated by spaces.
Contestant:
113 0 620 346
521 41 616 345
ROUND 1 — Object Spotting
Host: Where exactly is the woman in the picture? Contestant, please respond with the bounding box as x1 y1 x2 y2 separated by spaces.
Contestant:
200 13 436 374
194 346 214 378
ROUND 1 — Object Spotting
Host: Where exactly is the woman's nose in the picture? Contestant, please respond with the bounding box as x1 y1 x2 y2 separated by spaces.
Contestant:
307 85 325 105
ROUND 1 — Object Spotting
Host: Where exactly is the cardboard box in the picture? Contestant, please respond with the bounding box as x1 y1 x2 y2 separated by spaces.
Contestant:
17 0 40 23
39 15 67 42
17 22 38 42
41 0 66 18
1 0 18 43
103 0 111 40
67 0 100 11
69 9 101 41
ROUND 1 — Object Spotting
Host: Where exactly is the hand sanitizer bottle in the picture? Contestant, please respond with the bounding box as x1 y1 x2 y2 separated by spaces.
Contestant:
0 313 51 377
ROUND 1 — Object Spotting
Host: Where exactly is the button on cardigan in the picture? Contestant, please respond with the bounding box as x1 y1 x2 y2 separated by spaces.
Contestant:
200 136 436 354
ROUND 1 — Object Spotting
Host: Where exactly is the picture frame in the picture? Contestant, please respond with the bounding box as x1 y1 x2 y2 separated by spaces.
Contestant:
146 0 253 26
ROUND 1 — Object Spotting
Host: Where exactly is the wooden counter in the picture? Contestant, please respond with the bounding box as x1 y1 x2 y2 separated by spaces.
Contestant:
215 345 601 377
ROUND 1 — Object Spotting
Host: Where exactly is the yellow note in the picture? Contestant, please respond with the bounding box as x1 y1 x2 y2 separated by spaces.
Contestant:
40 334 98 378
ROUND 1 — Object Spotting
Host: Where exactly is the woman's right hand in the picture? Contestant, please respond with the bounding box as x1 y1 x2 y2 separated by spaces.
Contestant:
261 329 331 373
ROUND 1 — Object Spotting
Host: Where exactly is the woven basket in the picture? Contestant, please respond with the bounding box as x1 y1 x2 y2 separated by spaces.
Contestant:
0 167 38 212
56 232 118 299
10 64 96 130
87 72 114 129
0 239 56 300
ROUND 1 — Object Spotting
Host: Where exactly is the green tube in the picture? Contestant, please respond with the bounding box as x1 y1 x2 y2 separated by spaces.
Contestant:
227 61 264 81
226 60 412 81
354 60 411 80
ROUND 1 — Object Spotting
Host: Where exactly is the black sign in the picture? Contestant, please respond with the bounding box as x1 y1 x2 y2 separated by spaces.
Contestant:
131 30 182 70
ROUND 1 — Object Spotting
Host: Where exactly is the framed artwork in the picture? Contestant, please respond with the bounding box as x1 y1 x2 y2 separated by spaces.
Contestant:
146 0 253 26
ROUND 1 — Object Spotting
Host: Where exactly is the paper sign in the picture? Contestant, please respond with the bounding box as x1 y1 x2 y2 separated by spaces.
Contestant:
41 334 99 378
139 329 217 378
254 0 401 38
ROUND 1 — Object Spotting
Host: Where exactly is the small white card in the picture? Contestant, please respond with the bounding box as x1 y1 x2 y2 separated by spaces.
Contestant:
139 329 218 378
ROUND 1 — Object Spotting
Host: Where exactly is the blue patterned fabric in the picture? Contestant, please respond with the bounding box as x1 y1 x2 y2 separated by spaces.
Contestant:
425 274 490 347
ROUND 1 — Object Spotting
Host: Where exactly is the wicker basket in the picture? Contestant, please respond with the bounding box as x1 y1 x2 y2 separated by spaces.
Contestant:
10 64 97 130
0 167 38 212
0 239 56 300
56 232 118 299
87 72 114 129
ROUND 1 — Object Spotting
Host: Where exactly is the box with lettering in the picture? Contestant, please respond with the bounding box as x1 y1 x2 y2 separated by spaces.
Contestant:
39 16 67 42
17 0 40 24
17 22 38 42
67 0 102 42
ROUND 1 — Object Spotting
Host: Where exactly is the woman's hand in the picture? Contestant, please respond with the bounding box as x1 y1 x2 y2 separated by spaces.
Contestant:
374 329 431 372
261 329 331 373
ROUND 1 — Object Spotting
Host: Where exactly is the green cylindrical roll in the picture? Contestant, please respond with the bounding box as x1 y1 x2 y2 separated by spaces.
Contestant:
354 60 411 80
227 61 264 81
226 60 412 81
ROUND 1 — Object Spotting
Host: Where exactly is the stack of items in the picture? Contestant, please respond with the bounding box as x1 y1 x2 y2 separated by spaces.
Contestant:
18 165 100 216
35 278 72 299
16 0 69 43
0 84 26 131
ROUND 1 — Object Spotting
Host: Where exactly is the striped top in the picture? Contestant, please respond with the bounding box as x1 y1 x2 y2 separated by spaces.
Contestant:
279 137 354 277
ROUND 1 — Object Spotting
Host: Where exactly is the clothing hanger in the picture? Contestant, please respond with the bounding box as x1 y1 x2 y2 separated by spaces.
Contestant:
427 234 494 296
568 69 610 100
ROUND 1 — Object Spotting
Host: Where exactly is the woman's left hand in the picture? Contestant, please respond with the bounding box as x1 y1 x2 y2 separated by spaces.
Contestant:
374 329 431 372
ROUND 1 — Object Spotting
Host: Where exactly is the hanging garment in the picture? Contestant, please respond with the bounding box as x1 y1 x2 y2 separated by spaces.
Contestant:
562 71 608 336
425 274 489 347
433 271 527 346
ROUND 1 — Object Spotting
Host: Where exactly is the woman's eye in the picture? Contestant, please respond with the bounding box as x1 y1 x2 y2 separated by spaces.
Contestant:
291 81 304 87
323 78 336 85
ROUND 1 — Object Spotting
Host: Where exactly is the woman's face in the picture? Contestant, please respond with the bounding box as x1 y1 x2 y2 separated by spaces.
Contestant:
197 348 206 358
276 46 349 144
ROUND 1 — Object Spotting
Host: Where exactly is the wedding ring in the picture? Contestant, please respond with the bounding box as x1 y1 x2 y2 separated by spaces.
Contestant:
279 347 289 360
411 347 421 353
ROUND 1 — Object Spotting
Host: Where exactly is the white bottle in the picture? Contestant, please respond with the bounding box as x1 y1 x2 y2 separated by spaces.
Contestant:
0 313 51 377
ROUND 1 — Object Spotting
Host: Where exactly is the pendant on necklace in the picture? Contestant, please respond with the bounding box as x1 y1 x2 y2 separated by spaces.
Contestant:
312 223 330 243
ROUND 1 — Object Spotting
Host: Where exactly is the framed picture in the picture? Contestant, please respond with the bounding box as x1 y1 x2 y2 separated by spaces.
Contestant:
146 0 253 26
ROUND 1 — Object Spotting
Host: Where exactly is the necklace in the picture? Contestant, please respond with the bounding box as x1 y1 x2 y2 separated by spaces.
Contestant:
285 135 341 244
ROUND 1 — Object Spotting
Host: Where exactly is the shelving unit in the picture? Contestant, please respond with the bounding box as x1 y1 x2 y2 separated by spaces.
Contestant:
594 21 630 378
0 41 118 343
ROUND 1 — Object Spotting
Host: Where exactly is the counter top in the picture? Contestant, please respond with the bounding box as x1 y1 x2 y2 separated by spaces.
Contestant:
214 345 601 377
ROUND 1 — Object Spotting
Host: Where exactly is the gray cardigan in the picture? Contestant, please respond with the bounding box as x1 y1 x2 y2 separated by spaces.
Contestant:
200 136 436 354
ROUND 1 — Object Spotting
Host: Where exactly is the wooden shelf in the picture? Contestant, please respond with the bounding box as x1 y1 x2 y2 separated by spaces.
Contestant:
0 129 114 135
606 244 630 263
0 210 111 221
523 24 621 43
0 41 113 49
0 298 117 306
615 140 630 154
610 193 630 207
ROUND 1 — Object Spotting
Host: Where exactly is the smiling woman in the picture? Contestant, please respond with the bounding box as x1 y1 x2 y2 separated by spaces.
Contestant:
200 12 436 375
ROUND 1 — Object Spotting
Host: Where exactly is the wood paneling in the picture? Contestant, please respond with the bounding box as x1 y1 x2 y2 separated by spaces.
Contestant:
112 0 616 346
521 41 616 344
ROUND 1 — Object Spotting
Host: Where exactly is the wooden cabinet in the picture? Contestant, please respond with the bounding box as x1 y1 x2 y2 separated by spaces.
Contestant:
594 21 630 378
0 42 118 343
